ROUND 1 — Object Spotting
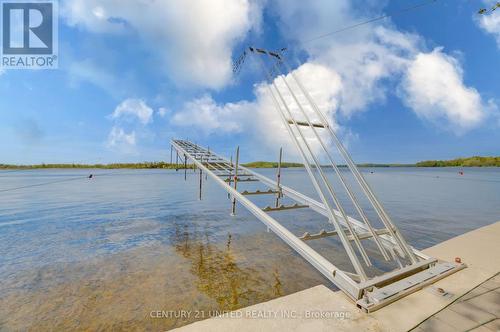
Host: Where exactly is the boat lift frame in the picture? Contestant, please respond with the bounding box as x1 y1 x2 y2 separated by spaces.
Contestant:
171 140 464 312
170 47 465 312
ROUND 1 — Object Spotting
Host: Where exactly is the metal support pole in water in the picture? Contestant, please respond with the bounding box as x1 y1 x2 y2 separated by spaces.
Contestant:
199 169 203 200
184 155 187 180
176 151 179 171
228 155 233 199
231 146 240 216
275 147 283 208
199 157 203 200
206 147 210 180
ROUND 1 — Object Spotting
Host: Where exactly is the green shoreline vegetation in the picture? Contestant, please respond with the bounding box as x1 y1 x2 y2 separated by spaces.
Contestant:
242 161 304 168
415 156 500 167
0 162 192 170
0 156 498 170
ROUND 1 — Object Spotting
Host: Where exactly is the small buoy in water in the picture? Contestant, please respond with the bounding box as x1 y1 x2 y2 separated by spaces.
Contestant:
370 171 374 174
88 174 93 179
458 171 464 176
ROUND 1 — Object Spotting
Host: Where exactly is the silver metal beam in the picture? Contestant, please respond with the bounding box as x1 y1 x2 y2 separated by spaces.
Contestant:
275 147 283 208
301 228 391 242
287 119 328 128
263 203 309 212
242 189 279 196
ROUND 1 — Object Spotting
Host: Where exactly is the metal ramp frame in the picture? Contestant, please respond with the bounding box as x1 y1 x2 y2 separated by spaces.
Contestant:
171 140 465 312
169 47 465 312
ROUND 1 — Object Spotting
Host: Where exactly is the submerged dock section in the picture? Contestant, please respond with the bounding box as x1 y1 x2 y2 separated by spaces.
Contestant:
170 140 465 312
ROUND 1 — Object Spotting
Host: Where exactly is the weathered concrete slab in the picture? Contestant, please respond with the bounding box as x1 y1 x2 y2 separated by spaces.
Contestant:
370 221 500 331
173 221 500 332
174 285 385 332
423 223 500 276
413 274 500 331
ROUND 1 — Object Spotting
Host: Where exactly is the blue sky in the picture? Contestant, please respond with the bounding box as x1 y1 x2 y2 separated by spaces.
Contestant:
0 0 499 164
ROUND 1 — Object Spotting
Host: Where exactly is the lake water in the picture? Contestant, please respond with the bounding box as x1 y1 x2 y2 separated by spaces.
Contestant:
0 167 499 330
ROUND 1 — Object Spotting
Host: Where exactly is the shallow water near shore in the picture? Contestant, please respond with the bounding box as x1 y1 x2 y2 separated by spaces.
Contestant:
0 167 499 330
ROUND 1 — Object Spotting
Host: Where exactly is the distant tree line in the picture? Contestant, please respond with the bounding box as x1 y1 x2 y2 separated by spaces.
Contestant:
241 161 304 168
416 156 500 167
1 156 499 169
0 162 194 170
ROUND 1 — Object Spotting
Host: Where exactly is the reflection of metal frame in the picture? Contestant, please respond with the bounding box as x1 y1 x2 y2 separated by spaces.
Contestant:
170 47 464 312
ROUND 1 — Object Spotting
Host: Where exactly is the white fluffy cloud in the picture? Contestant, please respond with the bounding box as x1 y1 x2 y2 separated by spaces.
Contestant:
106 99 154 153
272 2 417 119
171 94 252 135
251 62 343 156
106 126 136 150
313 27 420 116
170 63 343 158
111 98 153 125
270 1 493 133
171 28 493 157
401 48 486 132
62 0 261 89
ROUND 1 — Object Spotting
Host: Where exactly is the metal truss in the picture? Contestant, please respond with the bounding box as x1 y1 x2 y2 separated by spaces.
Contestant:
169 47 465 312
171 140 465 312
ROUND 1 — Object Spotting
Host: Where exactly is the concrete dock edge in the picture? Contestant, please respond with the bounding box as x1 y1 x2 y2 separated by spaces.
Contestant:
173 221 500 332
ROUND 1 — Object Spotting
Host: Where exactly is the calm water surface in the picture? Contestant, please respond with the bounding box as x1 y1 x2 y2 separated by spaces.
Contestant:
0 167 499 330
